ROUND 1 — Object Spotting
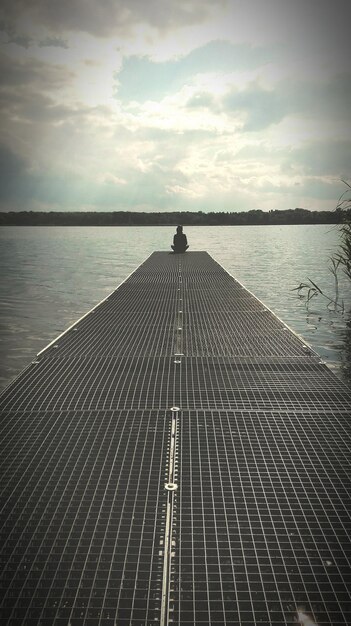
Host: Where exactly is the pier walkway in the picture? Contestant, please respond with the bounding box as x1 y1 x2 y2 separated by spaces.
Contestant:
1 251 351 626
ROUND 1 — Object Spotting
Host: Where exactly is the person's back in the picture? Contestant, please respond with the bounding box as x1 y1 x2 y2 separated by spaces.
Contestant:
172 225 189 253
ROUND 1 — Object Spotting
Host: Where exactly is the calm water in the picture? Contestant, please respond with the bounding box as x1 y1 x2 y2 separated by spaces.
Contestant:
1 225 350 390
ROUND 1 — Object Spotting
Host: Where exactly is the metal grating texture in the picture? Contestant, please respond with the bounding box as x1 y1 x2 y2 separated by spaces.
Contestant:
0 409 170 625
173 409 351 626
1 356 351 414
1 250 351 626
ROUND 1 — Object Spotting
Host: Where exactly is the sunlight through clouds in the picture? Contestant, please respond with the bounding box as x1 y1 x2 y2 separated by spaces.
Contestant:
0 0 350 212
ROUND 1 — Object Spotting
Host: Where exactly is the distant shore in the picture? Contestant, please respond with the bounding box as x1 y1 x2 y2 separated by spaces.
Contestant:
1 208 349 227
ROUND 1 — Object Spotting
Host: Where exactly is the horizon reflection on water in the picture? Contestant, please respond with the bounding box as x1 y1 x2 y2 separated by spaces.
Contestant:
0 224 350 391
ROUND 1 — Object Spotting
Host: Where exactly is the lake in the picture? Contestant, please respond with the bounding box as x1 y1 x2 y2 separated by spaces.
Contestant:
1 224 350 390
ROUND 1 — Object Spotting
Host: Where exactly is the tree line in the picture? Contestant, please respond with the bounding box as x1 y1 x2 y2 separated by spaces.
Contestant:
0 207 349 226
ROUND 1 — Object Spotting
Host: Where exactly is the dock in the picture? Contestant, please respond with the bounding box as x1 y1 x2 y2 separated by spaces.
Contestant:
1 251 351 625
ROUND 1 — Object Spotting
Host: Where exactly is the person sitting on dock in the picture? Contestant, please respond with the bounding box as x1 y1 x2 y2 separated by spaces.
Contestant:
171 225 189 253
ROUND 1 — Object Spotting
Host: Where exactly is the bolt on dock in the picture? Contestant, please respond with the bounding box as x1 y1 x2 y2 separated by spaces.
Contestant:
1 251 351 625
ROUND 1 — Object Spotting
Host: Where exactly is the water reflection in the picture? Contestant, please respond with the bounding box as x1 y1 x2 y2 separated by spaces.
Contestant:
303 308 351 388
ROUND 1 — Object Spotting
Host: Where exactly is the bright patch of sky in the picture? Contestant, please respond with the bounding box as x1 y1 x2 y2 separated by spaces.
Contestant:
0 0 350 212
116 41 273 102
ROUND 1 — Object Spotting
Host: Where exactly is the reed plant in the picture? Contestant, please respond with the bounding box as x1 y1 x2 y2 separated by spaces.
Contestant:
293 180 351 312
334 180 351 282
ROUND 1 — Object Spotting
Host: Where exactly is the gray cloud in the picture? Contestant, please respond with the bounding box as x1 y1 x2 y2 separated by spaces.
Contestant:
116 41 271 102
0 20 68 48
283 141 351 179
0 0 349 213
0 51 76 165
0 20 33 47
0 51 73 89
232 140 351 182
0 144 28 201
0 0 222 38
290 74 351 122
223 83 285 131
184 82 288 130
0 52 86 180
38 36 69 49
220 73 351 131
0 146 190 211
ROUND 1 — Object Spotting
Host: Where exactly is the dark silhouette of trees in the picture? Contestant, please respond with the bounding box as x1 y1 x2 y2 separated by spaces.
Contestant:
0 207 349 227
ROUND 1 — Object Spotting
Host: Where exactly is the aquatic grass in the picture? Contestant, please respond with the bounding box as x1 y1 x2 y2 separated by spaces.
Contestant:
292 278 345 313
293 180 351 313
335 179 351 281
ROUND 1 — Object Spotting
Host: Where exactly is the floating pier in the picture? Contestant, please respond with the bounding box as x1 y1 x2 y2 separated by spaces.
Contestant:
1 251 351 626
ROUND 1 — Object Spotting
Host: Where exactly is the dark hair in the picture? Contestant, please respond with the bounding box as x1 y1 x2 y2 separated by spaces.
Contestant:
176 225 183 233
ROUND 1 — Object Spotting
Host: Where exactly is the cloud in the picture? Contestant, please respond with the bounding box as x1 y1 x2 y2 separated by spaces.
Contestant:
224 139 351 183
0 144 28 201
283 141 351 179
0 51 73 90
116 45 350 135
0 152 191 211
0 51 76 163
0 21 68 48
0 0 223 38
38 36 69 48
0 2 349 214
0 20 33 47
116 41 271 102
186 91 217 109
259 176 342 204
223 82 285 131
0 52 98 176
221 73 351 131
0 142 343 213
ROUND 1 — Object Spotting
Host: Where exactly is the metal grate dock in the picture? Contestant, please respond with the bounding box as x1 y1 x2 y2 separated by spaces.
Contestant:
1 251 351 626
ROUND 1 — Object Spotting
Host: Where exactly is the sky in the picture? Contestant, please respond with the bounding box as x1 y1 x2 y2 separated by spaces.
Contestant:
0 0 350 213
